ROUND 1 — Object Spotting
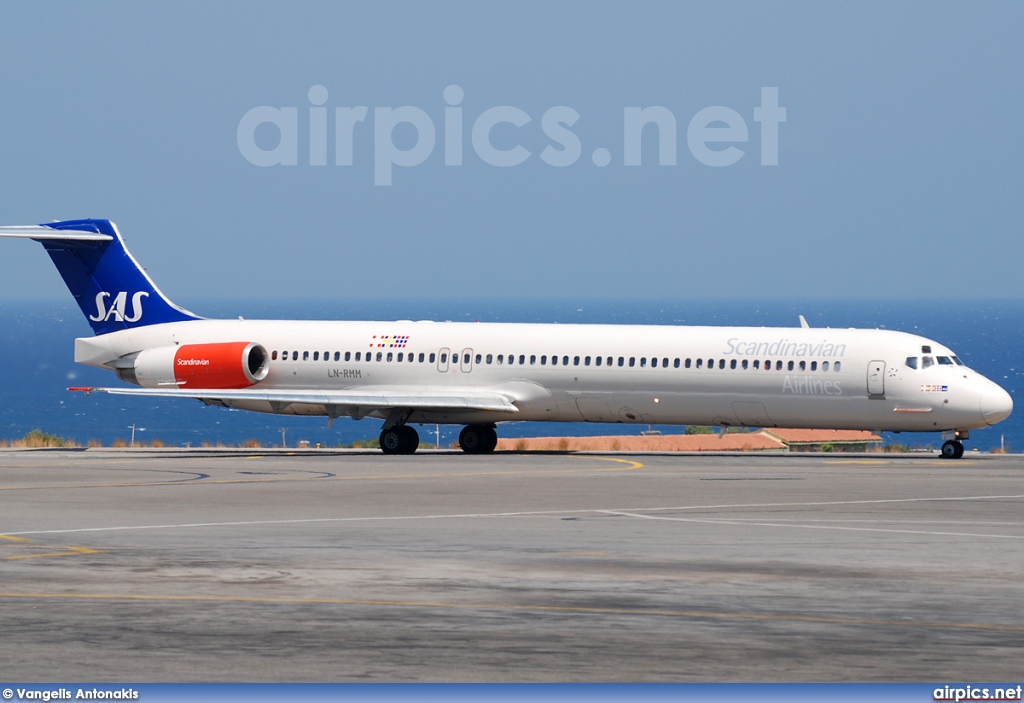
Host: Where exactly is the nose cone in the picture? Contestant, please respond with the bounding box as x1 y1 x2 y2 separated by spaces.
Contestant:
980 385 1013 426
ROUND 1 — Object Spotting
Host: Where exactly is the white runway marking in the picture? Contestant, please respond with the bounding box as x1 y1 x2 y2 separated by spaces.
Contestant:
599 511 1024 540
7 492 1024 538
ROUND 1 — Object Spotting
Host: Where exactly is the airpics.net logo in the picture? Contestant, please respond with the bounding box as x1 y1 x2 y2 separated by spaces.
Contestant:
237 85 786 186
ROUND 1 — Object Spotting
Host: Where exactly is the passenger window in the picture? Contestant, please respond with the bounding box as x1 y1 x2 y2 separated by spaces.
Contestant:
618 357 625 367
302 351 309 361
429 353 436 363
440 353 448 364
530 355 537 365
386 352 393 362
834 362 841 372
593 356 600 366
574 356 581 366
497 354 503 364
508 355 515 366
787 361 794 371
753 360 760 369
731 359 737 369
685 358 692 368
477 354 483 364
742 359 748 370
376 352 383 362
640 358 646 368
272 351 278 360
775 360 782 371
520 355 526 365
799 360 806 371
696 358 703 369
550 356 557 366
314 352 320 361
822 361 829 371
292 352 299 361
485 354 492 364
540 356 547 365
397 353 403 362
922 356 934 369
810 361 817 371
720 359 727 370
674 358 680 368
764 360 771 371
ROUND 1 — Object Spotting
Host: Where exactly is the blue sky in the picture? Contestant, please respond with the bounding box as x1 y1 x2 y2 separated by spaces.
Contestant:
1 2 1021 306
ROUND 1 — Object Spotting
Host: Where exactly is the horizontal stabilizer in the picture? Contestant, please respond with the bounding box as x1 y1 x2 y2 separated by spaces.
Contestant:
0 225 113 242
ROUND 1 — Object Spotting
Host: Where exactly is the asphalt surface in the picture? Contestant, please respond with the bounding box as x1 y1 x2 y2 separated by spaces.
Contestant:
1 448 1022 682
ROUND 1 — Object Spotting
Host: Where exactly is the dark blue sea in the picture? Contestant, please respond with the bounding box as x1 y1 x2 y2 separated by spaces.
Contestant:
0 298 1020 451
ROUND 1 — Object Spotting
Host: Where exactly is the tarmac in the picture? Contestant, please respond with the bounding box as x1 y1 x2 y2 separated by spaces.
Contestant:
1 448 1022 682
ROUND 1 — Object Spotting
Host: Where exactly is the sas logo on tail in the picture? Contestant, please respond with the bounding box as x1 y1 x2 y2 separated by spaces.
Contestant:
89 291 149 323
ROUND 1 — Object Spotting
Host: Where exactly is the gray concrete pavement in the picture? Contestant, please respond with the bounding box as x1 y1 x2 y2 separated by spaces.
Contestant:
1 449 1022 681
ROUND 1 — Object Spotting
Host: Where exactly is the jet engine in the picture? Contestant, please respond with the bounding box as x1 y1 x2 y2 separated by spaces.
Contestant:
116 342 270 389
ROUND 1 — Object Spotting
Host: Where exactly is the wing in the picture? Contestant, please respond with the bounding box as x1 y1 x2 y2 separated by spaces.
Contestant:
70 385 520 418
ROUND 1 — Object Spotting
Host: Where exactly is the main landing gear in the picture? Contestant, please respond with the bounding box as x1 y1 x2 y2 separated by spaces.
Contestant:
379 425 420 455
377 423 499 455
459 424 498 454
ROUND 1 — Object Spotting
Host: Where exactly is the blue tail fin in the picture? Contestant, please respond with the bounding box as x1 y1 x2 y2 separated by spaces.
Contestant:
4 219 201 335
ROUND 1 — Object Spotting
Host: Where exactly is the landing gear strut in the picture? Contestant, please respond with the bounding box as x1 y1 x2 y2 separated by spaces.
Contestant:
379 425 419 455
941 440 965 460
459 424 498 454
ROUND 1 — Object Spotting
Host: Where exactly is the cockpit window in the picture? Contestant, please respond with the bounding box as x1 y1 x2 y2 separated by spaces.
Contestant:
952 356 965 366
922 356 934 369
937 356 953 365
905 356 918 370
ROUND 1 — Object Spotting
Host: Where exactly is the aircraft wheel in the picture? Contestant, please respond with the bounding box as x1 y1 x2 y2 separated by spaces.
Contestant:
941 440 964 459
459 425 482 454
380 427 404 455
460 425 497 454
400 425 419 454
481 426 498 453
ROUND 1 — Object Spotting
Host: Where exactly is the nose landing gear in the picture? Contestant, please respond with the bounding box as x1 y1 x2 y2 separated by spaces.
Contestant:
940 430 968 459
940 440 965 459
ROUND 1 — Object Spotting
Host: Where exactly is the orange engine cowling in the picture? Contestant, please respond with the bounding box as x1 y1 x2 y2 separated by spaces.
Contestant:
123 342 270 389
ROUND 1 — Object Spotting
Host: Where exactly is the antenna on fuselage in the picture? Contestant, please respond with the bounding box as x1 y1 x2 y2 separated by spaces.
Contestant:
799 315 810 329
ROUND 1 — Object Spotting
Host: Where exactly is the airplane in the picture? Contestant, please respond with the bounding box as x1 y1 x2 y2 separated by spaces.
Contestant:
0 218 1013 458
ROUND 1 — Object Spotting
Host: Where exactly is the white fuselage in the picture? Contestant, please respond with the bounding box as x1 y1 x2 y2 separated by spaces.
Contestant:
74 318 1013 433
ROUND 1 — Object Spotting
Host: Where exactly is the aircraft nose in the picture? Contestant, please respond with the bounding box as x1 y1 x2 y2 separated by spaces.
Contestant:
980 384 1013 426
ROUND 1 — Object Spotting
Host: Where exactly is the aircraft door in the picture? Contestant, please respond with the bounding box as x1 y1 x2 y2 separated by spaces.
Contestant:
461 348 474 373
438 347 450 373
867 360 886 397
